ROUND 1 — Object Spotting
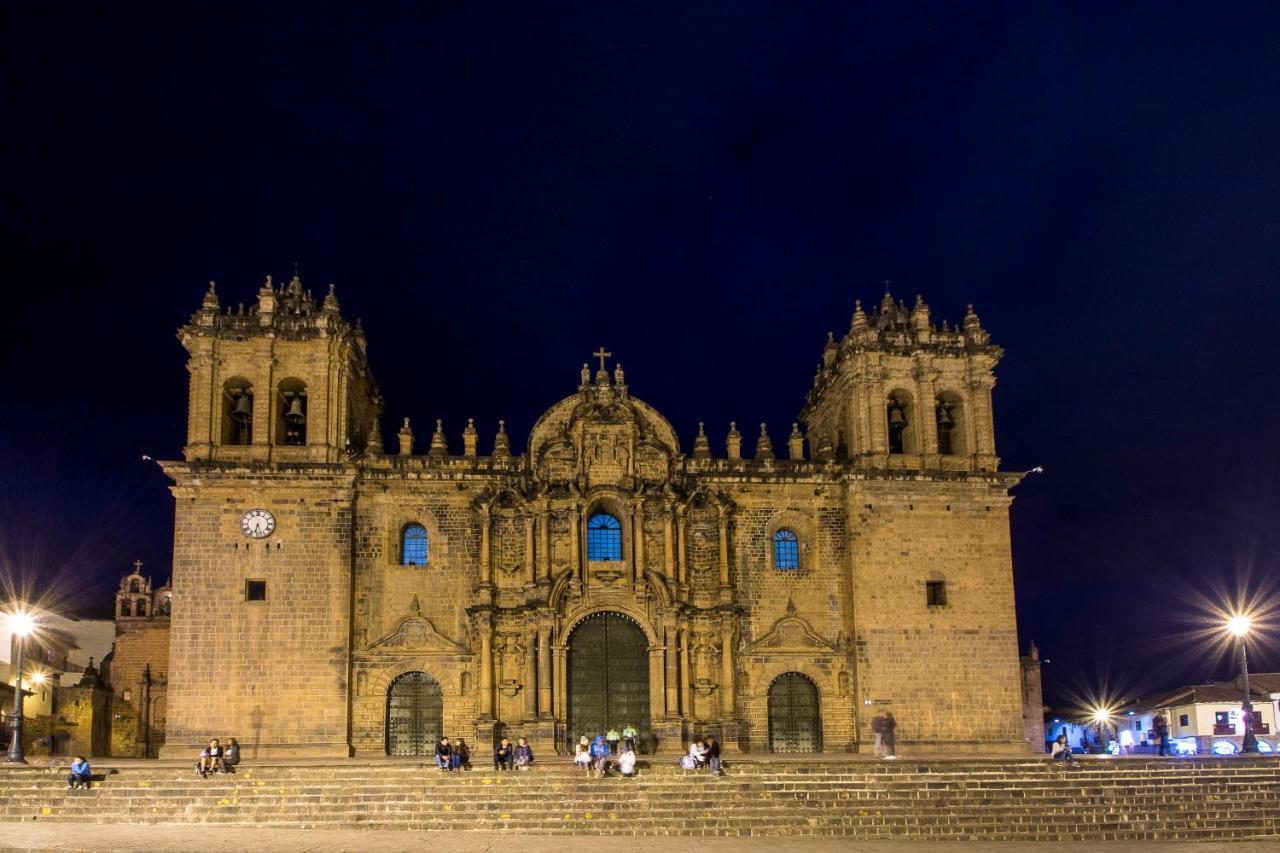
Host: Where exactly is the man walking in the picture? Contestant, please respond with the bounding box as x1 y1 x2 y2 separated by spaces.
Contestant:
871 711 886 758
1153 712 1170 757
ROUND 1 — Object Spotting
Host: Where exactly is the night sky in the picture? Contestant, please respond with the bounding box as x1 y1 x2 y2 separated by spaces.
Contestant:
3 2 1279 706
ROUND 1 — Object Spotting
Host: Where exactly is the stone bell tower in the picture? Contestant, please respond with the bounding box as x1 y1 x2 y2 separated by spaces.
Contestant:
178 276 382 464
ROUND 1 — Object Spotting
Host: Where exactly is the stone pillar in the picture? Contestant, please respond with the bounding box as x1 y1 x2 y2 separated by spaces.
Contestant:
631 502 644 584
648 645 665 724
717 508 731 591
663 504 675 580
720 619 735 717
676 506 688 587
679 628 692 717
971 375 998 469
478 615 494 718
553 643 568 719
916 360 939 458
664 625 679 716
538 506 551 582
524 513 536 586
479 503 493 591
569 503 583 584
537 626 552 717
523 628 538 720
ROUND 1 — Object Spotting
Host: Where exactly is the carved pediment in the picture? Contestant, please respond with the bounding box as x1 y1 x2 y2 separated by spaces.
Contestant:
746 600 839 655
369 612 470 655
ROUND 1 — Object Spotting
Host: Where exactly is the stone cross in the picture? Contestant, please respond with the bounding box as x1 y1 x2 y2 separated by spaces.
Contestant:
593 347 612 372
133 560 143 572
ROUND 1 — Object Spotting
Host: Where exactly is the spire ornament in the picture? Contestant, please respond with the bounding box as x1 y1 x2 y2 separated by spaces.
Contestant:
428 419 448 458
755 423 775 461
726 421 742 460
692 422 711 460
493 420 511 458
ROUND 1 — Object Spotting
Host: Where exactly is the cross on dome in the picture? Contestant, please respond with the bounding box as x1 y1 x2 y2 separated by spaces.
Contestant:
593 347 612 372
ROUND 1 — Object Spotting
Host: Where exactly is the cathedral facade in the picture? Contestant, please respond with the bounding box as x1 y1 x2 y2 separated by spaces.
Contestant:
160 276 1026 757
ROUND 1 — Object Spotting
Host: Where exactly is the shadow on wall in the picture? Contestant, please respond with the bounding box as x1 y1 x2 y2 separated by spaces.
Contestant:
249 706 264 759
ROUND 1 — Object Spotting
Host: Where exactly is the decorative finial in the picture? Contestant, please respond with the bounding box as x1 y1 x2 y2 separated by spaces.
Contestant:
462 417 478 457
428 418 448 458
593 347 612 384
614 362 625 385
398 417 414 455
493 419 511 458
409 594 422 616
785 597 797 616
323 283 339 313
726 421 742 460
788 422 805 461
692 421 711 459
754 422 775 461
581 363 590 385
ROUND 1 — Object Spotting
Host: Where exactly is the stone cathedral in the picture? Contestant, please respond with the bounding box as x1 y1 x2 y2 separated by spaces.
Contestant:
159 276 1026 758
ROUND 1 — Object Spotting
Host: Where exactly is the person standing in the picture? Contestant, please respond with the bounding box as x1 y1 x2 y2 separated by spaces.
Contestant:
871 711 886 758
1153 712 1170 757
882 711 897 759
606 726 621 755
622 723 638 752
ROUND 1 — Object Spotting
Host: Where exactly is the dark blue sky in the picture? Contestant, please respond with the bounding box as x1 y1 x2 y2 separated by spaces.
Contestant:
3 2 1278 704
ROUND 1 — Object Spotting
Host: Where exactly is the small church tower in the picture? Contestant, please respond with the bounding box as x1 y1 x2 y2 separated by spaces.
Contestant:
178 277 382 463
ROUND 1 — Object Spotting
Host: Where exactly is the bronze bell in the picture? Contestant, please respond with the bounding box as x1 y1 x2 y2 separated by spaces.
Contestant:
230 392 252 423
936 404 954 430
888 404 906 429
285 394 306 424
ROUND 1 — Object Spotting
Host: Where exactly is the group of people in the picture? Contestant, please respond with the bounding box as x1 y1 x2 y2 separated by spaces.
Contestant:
870 710 897 759
678 736 723 775
574 733 637 777
195 738 241 778
1051 711 1175 765
433 736 535 772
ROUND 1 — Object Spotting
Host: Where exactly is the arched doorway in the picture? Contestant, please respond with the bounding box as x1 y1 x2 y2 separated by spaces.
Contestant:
768 672 822 753
568 612 650 749
386 671 443 756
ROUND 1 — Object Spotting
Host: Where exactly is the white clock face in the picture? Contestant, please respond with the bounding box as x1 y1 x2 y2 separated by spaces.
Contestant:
240 509 276 539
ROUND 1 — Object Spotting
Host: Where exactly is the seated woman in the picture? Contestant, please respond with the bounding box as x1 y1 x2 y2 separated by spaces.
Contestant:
574 736 592 770
617 744 637 778
513 737 534 770
589 735 611 777
1050 733 1073 764
678 740 706 771
223 738 241 772
455 739 471 770
67 756 92 790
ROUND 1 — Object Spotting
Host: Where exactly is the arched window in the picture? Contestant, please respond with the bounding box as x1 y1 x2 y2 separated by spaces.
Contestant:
935 392 965 457
586 513 623 561
402 523 429 566
886 390 915 455
222 379 254 445
276 378 308 446
773 529 800 571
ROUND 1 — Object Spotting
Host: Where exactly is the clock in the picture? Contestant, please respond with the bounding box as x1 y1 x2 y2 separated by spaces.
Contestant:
240 509 276 539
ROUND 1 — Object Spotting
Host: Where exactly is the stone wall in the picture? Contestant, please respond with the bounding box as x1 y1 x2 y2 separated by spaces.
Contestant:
108 619 170 757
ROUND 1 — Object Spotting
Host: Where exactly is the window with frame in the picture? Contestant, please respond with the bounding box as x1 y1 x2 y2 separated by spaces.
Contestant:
245 580 267 602
586 513 623 561
402 523 429 566
773 529 800 571
925 580 948 606
1179 714 1189 727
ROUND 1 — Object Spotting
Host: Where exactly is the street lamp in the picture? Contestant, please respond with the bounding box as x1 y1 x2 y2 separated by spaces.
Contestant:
5 609 36 764
1227 614 1258 754
1090 706 1115 754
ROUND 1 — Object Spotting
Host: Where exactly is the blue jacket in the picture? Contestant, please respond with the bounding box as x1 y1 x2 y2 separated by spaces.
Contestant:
514 744 533 764
70 759 90 775
590 737 610 758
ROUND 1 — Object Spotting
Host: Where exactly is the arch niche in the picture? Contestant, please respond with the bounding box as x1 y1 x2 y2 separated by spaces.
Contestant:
767 672 822 753
566 611 651 750
385 671 443 756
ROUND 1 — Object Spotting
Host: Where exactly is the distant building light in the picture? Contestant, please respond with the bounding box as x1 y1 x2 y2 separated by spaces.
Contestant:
1257 740 1273 754
1211 740 1239 756
1173 738 1198 756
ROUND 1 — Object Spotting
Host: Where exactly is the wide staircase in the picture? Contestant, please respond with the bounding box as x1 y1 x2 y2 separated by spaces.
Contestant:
1 757 1277 840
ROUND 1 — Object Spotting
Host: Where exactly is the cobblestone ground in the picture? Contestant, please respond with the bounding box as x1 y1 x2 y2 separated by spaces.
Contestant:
1 826 1278 853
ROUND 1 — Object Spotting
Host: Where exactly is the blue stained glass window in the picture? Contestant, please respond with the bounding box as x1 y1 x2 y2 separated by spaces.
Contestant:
773 529 800 571
586 513 623 561
402 523 429 566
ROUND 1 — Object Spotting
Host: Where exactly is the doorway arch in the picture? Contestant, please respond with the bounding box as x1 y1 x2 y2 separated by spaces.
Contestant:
768 671 822 753
386 671 443 756
567 612 650 749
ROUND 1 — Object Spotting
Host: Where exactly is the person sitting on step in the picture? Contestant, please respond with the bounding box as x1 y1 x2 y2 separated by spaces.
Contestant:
514 737 534 770
67 756 92 790
705 735 723 776
196 738 225 778
455 738 471 770
574 736 592 770
679 740 705 771
617 742 637 778
1050 733 1073 765
434 737 454 772
590 734 611 777
223 737 241 773
494 737 514 770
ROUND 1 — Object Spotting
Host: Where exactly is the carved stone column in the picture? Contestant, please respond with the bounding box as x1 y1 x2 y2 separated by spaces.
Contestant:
523 628 538 720
631 501 644 584
479 503 493 591
537 504 551 582
717 508 731 592
662 504 675 580
719 618 735 717
537 626 552 717
478 614 494 718
553 642 568 719
524 513 536 586
648 644 665 723
664 625 679 716
679 628 692 717
569 502 583 584
676 505 688 587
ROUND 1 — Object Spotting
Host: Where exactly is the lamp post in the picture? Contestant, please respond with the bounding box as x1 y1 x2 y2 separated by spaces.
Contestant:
1227 614 1258 754
5 610 36 764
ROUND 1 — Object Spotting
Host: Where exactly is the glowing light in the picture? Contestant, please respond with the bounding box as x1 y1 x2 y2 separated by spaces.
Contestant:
29 671 46 686
1227 614 1253 638
1211 740 1239 755
1173 738 1198 756
1258 740 1274 754
1091 706 1114 724
5 609 36 637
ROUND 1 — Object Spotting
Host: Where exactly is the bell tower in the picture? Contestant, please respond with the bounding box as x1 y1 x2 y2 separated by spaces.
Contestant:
800 290 1001 472
178 276 382 463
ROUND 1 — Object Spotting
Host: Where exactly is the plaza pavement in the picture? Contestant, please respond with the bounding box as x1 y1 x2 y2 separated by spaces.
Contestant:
1 825 1279 853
